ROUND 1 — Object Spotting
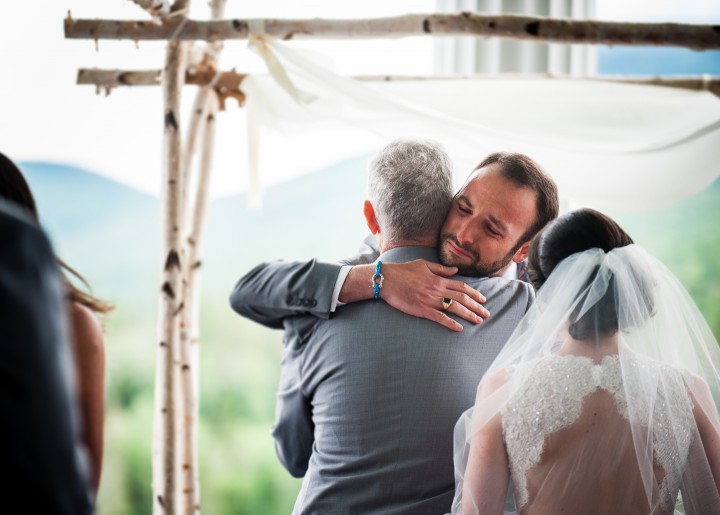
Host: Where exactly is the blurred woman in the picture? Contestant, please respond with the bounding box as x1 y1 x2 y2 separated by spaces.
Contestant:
0 151 110 497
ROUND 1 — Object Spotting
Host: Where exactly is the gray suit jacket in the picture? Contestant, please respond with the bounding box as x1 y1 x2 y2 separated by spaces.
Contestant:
229 236 378 477
231 246 534 514
0 202 93 514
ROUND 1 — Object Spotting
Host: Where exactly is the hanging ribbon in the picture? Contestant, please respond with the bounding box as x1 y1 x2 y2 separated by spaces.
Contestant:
243 20 319 209
247 20 317 105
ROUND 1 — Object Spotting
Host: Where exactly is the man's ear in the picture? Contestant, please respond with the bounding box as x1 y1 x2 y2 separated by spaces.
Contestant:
512 241 531 263
363 200 380 235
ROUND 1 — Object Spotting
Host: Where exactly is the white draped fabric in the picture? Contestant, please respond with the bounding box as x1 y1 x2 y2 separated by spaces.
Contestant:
242 35 720 211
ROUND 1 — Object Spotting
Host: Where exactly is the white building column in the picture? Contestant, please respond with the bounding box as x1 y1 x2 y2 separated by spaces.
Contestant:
434 0 596 76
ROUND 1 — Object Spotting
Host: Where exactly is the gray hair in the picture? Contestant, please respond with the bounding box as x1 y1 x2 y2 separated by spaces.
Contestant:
368 138 454 245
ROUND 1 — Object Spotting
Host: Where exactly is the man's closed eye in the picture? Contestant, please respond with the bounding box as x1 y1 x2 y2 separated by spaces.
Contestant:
486 224 502 237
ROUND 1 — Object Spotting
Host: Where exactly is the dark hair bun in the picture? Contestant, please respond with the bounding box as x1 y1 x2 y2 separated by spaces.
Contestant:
528 208 641 339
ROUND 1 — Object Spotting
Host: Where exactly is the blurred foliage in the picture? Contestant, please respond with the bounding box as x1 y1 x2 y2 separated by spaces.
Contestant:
609 179 720 339
96 301 303 515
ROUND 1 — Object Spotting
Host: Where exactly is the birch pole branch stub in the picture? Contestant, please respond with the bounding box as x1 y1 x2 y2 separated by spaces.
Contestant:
130 0 170 20
64 14 720 49
170 0 191 15
77 67 246 105
78 68 163 86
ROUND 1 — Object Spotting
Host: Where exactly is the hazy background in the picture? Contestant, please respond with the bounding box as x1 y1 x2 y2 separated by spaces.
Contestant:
21 70 720 513
7 2 720 514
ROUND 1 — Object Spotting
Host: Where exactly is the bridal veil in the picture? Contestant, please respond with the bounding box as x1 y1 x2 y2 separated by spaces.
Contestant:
452 245 720 515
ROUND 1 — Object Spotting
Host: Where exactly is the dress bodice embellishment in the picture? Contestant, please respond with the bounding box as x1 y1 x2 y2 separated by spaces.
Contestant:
501 354 694 512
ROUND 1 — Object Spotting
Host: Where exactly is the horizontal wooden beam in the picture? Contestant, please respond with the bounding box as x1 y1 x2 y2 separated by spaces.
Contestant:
77 67 720 99
64 13 720 50
78 67 246 107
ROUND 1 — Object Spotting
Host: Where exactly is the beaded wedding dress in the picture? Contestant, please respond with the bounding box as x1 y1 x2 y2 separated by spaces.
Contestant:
452 246 720 515
503 353 693 514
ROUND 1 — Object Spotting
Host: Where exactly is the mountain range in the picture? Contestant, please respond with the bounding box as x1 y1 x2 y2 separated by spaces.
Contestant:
19 157 371 314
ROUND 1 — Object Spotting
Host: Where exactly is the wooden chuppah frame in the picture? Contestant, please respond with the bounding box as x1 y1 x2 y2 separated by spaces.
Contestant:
66 13 720 49
65 4 720 514
77 67 720 99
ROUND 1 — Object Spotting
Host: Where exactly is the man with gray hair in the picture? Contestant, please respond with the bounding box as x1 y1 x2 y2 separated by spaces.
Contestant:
233 139 535 513
366 138 454 245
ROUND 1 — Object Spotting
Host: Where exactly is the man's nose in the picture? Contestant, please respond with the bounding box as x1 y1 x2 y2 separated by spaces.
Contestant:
455 221 475 245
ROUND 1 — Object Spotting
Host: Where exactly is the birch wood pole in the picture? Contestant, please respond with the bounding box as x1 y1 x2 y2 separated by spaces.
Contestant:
64 14 720 50
175 90 207 515
179 85 210 229
178 93 218 515
178 5 227 222
77 68 720 99
177 3 227 513
153 1 191 512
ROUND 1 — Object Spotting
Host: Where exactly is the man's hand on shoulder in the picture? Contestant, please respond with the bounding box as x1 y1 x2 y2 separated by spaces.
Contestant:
340 260 490 332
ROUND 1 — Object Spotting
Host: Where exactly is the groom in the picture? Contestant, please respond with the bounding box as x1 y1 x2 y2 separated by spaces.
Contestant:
230 140 557 513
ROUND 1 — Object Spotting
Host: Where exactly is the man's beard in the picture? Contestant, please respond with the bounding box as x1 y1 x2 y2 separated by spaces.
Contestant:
438 233 519 278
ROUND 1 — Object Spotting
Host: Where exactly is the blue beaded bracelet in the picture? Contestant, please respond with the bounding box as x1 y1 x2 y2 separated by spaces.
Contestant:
371 261 384 300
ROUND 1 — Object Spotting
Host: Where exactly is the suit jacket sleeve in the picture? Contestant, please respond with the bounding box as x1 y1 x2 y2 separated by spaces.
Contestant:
228 234 379 329
270 316 317 477
229 259 344 329
0 204 93 514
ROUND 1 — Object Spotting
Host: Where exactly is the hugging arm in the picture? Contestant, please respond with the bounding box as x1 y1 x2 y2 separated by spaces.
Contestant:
339 260 490 332
229 259 344 329
230 258 490 331
229 235 379 329
230 234 489 331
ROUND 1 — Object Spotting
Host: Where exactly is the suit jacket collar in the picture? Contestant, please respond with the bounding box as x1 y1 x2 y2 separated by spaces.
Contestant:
377 246 439 264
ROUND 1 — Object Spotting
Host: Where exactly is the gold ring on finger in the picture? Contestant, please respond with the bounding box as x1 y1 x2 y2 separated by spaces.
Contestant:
442 297 453 310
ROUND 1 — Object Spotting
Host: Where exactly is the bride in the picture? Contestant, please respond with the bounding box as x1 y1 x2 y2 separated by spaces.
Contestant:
452 208 720 515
